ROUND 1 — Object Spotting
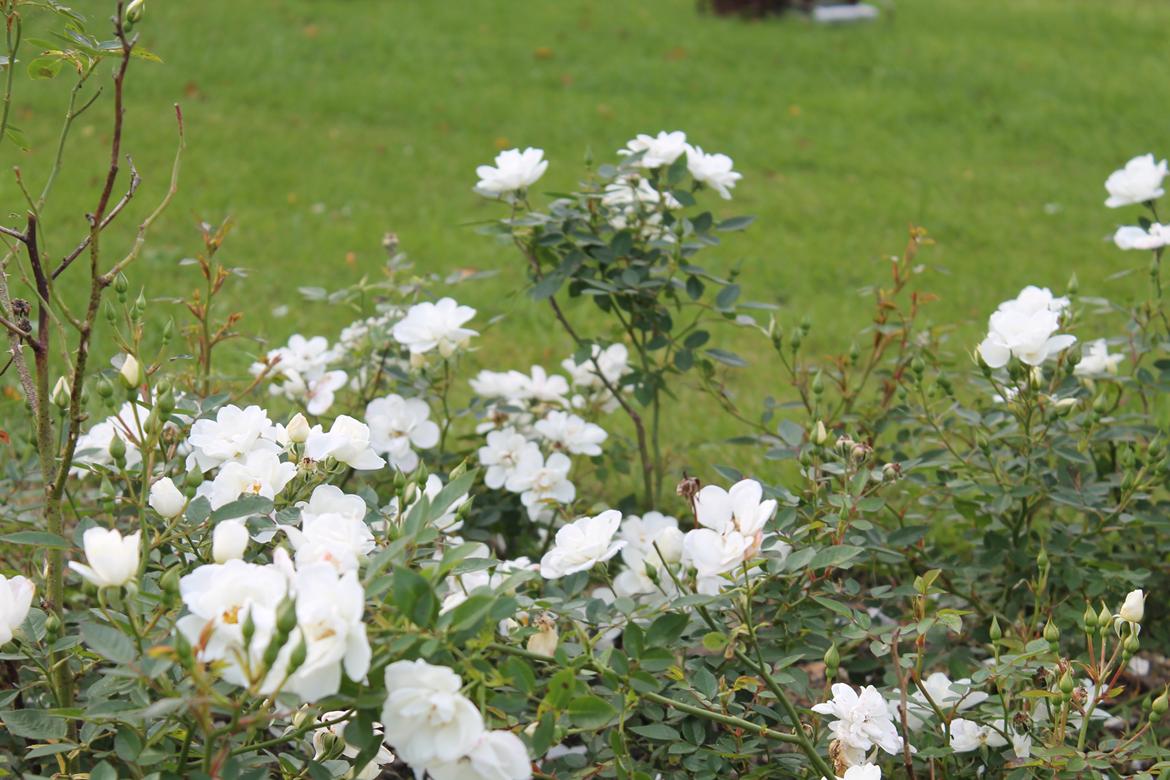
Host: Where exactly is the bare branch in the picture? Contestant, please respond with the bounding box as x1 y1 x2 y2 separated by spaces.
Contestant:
52 157 141 280
0 224 25 242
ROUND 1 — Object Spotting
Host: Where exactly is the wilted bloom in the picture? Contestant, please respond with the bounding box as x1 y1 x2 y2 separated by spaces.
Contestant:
392 298 478 357
304 415 385 470
427 729 533 780
0 574 34 645
381 659 484 766
148 476 186 518
539 509 625 579
949 718 1007 752
686 145 741 199
619 130 688 168
365 394 440 473
1009 730 1032 759
1075 338 1124 377
474 147 548 198
212 520 250 563
1113 223 1170 251
69 527 140 588
812 684 905 766
526 613 558 656
1104 153 1168 208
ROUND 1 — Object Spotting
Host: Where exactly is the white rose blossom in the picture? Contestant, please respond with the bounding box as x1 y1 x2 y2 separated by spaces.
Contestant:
392 298 478 357
474 147 548 198
618 130 688 168
812 683 906 766
540 509 625 579
199 449 298 509
252 334 347 415
1075 338 1124 377
682 479 776 590
948 718 1008 752
304 415 385 470
381 659 485 766
977 286 1076 368
1113 223 1170 250
686 145 741 199
0 574 34 646
365 393 440 473
505 448 575 512
68 527 140 588
186 404 281 472
1104 153 1167 208
534 410 607 456
479 428 535 489
427 729 533 780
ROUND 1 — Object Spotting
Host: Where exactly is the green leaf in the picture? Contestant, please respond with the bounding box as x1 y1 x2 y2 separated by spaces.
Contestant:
81 621 135 664
445 592 495 634
705 348 747 367
27 56 63 79
210 494 273 521
715 284 740 310
629 722 681 741
0 531 69 548
716 215 754 232
568 695 617 728
808 545 865 570
91 762 118 780
646 612 688 647
391 566 437 628
0 709 67 740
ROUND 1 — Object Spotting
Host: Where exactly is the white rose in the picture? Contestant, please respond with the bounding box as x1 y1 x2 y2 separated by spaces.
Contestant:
68 527 140 588
381 659 484 766
0 574 34 646
148 477 187 518
212 520 250 563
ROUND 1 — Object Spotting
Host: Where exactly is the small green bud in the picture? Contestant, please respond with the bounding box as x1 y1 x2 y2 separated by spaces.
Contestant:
1059 671 1075 698
1152 689 1169 719
937 374 953 395
799 316 811 335
449 459 468 481
848 342 860 366
262 632 286 669
416 463 429 487
798 448 813 467
1037 547 1049 571
911 356 926 379
241 608 256 649
1066 272 1078 296
1149 438 1164 459
114 273 129 294
44 613 61 639
157 387 175 416
96 375 115 399
989 616 1002 642
108 434 127 463
811 372 825 396
161 318 174 343
174 629 193 665
1124 632 1140 656
1083 604 1098 631
160 565 182 596
184 468 204 490
789 329 802 351
1043 619 1059 646
824 643 840 671
276 598 298 635
1097 603 1112 636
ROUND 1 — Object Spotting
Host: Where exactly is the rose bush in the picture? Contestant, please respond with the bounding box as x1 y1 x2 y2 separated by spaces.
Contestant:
1 3 1169 779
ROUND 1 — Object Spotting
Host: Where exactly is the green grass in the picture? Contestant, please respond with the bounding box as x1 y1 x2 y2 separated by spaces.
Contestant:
4 0 1170 471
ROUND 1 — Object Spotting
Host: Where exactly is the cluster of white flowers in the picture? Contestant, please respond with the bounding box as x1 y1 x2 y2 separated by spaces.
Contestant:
381 659 530 779
1108 154 1170 251
393 297 478 359
251 334 347 415
813 683 906 769
473 356 618 522
611 511 684 602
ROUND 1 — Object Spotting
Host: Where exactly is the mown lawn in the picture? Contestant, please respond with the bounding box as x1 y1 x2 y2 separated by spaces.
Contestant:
4 0 1169 469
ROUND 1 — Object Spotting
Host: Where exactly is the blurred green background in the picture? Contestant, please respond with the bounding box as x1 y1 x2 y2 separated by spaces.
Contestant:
3 0 1168 462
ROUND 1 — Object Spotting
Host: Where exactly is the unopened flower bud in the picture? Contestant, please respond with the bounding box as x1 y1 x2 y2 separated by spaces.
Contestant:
287 634 308 673
1124 633 1140 657
799 316 811 335
911 356 926 379
989 616 1002 642
149 477 186 518
174 628 193 665
108 433 127 463
184 467 204 491
1059 671 1075 698
286 412 310 444
241 607 256 649
161 318 174 343
160 564 182 596
1119 589 1145 624
114 272 129 295
51 376 70 408
119 354 141 388
812 420 828 446
157 387 175 416
1151 689 1169 720
824 643 840 672
1066 272 1078 296
848 342 860 365
1043 619 1059 646
1083 604 1098 631
212 519 249 563
276 598 298 635
1097 603 1112 636
96 375 114 399
1037 547 1049 571
811 372 825 396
